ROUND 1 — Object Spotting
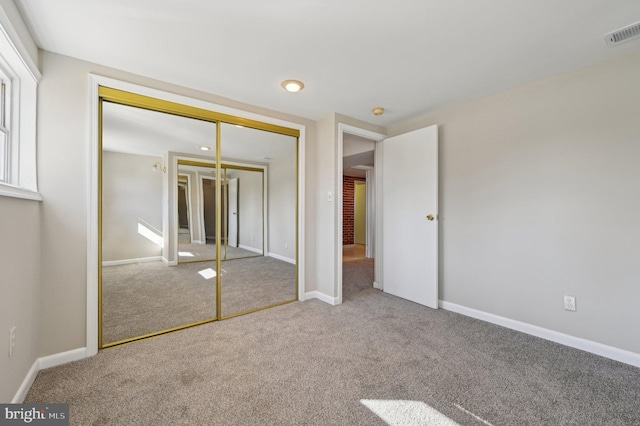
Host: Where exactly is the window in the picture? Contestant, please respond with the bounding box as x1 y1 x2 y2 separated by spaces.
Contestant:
0 6 41 200
0 71 9 183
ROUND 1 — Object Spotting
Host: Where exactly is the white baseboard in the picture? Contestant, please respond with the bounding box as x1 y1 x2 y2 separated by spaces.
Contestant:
11 359 39 403
239 244 263 254
102 256 162 267
162 257 178 266
12 347 87 403
305 291 340 306
267 252 296 265
439 300 640 368
38 347 87 370
192 240 205 244
373 281 382 290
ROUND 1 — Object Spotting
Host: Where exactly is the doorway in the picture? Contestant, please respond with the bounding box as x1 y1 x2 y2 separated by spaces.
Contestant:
341 132 377 301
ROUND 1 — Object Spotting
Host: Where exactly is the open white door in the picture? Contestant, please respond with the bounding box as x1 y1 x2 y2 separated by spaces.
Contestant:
228 177 239 247
381 125 438 308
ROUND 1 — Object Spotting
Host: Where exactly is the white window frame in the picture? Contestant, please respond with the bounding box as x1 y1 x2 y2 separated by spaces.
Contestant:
0 70 9 182
0 5 41 201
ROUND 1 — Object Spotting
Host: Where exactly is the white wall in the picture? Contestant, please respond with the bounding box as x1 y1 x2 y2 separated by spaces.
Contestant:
268 154 296 261
37 50 316 357
0 0 38 66
388 50 640 355
354 182 366 245
102 151 163 262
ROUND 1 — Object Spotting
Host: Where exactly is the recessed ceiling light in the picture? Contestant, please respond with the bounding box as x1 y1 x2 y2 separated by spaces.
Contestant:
200 146 211 151
281 80 304 93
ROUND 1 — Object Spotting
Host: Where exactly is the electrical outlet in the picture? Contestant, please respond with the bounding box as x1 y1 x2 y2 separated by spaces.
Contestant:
284 242 288 249
563 296 576 312
9 327 16 357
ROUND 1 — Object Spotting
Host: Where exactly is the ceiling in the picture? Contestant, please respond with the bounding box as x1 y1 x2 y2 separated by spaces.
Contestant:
17 0 640 127
102 101 296 162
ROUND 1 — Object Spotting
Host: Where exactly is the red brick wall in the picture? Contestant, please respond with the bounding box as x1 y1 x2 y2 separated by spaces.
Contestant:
343 176 364 245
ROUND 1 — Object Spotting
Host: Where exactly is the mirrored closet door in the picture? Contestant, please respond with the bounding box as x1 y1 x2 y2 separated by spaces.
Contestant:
99 88 299 348
100 101 218 347
219 123 297 318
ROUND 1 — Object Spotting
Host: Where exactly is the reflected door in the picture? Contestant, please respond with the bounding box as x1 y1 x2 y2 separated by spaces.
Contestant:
228 178 238 248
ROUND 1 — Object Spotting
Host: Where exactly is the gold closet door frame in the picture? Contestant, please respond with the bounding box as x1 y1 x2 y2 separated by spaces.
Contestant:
98 87 299 349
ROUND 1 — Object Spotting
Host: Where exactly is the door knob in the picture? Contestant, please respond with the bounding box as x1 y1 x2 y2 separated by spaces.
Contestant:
426 214 435 221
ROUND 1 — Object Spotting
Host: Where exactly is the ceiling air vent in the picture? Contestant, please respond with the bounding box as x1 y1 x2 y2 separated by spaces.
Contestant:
605 21 640 46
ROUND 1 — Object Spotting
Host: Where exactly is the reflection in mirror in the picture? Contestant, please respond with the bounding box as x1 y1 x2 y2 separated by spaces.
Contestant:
219 123 297 318
99 91 300 347
176 164 265 262
101 101 217 346
177 175 191 243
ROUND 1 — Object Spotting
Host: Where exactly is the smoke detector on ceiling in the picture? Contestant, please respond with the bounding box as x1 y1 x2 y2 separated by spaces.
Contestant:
604 21 640 46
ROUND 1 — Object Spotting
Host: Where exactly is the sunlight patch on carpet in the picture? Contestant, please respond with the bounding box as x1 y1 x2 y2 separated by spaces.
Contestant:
361 399 460 425
198 268 216 279
179 251 194 257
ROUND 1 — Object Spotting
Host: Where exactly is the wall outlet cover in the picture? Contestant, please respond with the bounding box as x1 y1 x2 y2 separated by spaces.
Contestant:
563 295 576 312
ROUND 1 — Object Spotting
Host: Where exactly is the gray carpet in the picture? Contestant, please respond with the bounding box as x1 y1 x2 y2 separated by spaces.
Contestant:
178 241 261 262
27 261 640 425
102 257 296 344
342 258 375 299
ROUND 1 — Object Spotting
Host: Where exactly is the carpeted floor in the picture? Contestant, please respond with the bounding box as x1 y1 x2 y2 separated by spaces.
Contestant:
26 260 640 425
102 257 296 344
178 241 261 262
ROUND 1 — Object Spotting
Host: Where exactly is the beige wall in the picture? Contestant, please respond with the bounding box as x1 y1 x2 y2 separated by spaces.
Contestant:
0 197 41 402
0 0 40 402
388 50 640 354
236 169 263 252
311 113 385 299
314 114 337 297
267 153 297 261
37 50 317 357
102 151 163 262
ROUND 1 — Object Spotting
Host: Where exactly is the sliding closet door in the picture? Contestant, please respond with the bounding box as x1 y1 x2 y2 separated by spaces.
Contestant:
100 101 218 347
99 87 301 347
219 123 298 318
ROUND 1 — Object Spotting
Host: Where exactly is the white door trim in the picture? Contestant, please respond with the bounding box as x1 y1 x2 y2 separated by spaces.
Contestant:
88 74 306 356
336 123 386 305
